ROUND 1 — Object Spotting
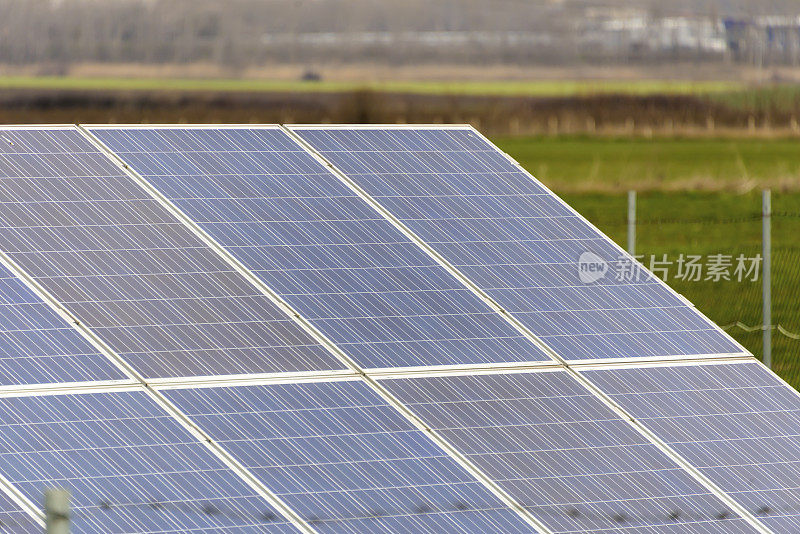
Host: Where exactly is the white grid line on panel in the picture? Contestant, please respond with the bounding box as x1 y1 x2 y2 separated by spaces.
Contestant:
145 368 360 389
285 124 773 534
289 124 475 130
567 353 755 370
0 379 142 399
85 124 285 130
373 359 772 381
0 125 77 131
148 360 562 387
81 124 552 534
363 360 562 379
572 355 762 372
152 373 364 392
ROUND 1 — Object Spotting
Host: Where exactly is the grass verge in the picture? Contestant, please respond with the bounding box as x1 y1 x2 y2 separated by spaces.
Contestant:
496 136 800 193
0 75 743 96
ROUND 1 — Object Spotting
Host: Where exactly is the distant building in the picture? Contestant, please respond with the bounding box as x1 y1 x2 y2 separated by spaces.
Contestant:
724 16 800 66
578 9 800 65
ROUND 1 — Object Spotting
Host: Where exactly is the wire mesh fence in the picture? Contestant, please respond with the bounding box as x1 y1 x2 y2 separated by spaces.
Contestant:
34 491 789 533
568 190 800 388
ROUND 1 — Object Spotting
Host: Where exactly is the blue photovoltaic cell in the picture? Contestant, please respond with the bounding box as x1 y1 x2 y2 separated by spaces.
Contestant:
0 491 39 533
0 128 342 378
293 126 743 361
89 126 548 369
381 371 757 534
582 361 800 533
0 390 297 534
165 380 536 534
0 260 124 385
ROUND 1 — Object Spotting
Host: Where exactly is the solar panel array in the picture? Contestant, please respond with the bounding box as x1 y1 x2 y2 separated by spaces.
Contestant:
89 127 547 370
0 128 342 379
292 126 744 362
0 123 786 534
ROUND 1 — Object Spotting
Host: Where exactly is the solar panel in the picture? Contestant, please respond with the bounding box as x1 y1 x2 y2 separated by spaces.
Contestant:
0 127 343 378
87 126 549 370
0 389 298 533
164 379 536 533
380 370 758 533
0 123 777 534
292 126 744 362
581 361 800 533
0 490 39 533
0 259 125 385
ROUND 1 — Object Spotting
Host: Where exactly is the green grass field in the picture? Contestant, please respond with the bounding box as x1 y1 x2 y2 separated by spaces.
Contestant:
0 75 743 97
711 84 800 113
497 136 800 385
496 136 800 192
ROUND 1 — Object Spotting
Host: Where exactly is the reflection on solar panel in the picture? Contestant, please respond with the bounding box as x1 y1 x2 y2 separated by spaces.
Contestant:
381 371 757 533
165 379 535 534
0 128 343 378
292 126 744 361
88 126 548 369
0 260 125 385
582 361 800 533
0 390 297 533
0 490 38 533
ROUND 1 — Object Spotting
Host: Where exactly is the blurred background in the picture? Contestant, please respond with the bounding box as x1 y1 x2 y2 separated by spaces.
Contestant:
0 0 798 382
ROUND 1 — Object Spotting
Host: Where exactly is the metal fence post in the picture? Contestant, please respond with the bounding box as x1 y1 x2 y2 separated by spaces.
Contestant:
763 189 772 368
45 488 70 534
627 190 636 256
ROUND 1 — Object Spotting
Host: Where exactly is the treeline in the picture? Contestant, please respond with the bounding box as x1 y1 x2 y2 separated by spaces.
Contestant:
0 0 795 70
0 0 561 69
0 88 794 138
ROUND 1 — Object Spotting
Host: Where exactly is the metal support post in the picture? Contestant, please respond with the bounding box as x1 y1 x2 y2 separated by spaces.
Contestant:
763 189 772 368
627 190 636 256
